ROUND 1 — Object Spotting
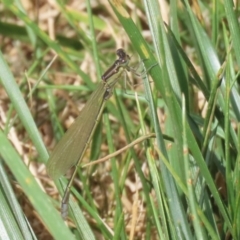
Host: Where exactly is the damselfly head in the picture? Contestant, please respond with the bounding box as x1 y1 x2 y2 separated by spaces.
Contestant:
116 48 130 66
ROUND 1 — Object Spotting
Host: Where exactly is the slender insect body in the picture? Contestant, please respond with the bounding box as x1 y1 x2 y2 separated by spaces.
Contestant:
103 87 112 100
47 48 135 219
101 60 120 81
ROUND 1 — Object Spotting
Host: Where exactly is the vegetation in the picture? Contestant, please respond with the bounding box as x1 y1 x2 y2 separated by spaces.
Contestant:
0 0 239 239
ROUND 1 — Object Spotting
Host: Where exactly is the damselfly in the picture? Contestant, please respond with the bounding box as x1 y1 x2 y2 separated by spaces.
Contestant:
47 49 135 219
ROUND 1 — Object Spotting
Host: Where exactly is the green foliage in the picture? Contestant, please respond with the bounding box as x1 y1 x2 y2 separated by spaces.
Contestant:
0 0 239 239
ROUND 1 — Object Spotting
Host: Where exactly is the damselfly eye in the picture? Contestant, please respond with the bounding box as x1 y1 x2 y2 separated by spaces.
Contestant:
116 48 126 58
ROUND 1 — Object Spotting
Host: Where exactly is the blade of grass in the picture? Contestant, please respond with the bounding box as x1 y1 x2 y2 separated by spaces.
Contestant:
0 131 74 240
103 113 127 240
2 1 94 89
0 162 37 240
